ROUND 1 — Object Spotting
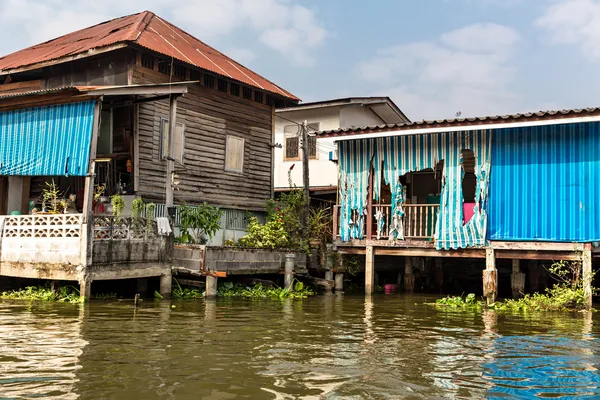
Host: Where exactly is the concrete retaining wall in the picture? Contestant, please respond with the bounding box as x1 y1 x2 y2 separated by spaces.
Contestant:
174 246 308 275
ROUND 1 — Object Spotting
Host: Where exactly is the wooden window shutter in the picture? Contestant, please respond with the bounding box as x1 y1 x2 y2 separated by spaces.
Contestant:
225 135 245 173
173 123 185 164
284 124 299 160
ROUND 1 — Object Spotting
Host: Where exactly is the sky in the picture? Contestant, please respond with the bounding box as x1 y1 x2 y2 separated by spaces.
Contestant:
0 0 598 121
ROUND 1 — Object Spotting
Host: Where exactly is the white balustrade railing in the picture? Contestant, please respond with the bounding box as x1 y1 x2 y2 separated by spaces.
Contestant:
1 214 83 238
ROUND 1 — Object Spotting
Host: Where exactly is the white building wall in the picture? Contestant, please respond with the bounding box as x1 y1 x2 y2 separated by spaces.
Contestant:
274 107 342 189
340 107 385 129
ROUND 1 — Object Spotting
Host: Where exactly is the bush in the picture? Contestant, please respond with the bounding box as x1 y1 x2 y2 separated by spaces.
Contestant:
1 285 83 303
178 203 223 244
238 217 290 249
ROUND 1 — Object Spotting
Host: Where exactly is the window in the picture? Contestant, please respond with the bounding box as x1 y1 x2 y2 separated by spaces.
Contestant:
242 87 252 100
141 54 154 69
158 58 171 75
217 78 228 92
225 135 245 173
307 122 319 159
254 91 264 103
283 122 319 160
203 74 215 88
190 69 201 81
173 64 187 79
230 83 240 97
160 118 186 164
284 125 299 160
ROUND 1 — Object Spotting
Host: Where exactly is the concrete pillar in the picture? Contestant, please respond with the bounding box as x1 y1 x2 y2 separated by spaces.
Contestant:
483 248 498 305
325 270 334 281
79 278 92 301
365 245 375 294
7 176 31 214
205 276 218 298
404 257 414 293
159 273 172 299
335 273 344 292
511 259 525 299
136 278 148 296
284 253 295 289
583 244 593 310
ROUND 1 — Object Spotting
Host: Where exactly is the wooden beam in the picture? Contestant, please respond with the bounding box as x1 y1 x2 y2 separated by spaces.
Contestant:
365 245 375 294
165 95 178 208
176 278 205 288
583 243 593 310
203 271 227 278
490 241 585 251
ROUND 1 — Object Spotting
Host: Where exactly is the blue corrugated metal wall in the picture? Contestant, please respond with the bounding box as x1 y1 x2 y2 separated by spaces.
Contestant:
0 101 96 176
488 122 600 242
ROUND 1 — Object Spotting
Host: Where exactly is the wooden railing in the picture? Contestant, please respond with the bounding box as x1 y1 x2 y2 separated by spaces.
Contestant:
333 204 439 241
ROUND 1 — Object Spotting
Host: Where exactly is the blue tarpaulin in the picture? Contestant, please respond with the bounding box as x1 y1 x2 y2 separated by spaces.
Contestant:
0 101 96 176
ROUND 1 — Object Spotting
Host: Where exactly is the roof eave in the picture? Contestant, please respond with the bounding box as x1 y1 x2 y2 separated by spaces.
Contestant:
0 43 130 76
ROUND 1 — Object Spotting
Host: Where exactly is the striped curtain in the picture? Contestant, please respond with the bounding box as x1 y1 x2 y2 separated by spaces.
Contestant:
338 130 492 249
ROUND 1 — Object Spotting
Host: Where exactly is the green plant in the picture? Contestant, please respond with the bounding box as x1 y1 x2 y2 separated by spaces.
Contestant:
42 179 62 214
238 216 290 249
0 285 82 303
435 293 481 309
93 184 106 202
172 279 204 299
131 197 145 231
110 194 125 220
145 203 156 234
216 281 314 299
178 203 223 244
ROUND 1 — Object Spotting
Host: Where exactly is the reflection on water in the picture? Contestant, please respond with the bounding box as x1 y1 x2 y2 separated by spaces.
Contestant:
0 295 598 399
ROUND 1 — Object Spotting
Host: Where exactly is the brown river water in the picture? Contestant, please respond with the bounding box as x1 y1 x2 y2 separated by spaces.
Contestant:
0 294 599 399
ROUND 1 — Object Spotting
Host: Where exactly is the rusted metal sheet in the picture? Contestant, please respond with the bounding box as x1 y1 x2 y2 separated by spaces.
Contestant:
0 11 298 101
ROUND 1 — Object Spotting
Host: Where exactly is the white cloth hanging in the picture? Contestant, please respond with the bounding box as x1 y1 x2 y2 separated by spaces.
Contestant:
156 217 172 236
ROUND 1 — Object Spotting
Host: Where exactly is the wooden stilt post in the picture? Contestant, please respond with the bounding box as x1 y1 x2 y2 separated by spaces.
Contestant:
583 243 593 310
528 260 540 293
483 248 498 305
365 245 375 294
404 257 414 293
511 259 525 299
434 258 444 293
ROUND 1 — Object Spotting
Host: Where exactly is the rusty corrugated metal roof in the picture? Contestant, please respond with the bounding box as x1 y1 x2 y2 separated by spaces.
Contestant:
318 107 600 137
0 11 298 101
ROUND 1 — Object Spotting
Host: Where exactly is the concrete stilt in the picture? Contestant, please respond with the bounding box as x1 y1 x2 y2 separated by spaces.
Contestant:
365 245 375 294
159 273 172 298
79 279 92 301
284 253 295 289
205 276 218 298
335 273 344 293
404 257 414 293
325 270 334 281
483 248 498 305
511 259 525 299
583 244 593 310
136 278 148 296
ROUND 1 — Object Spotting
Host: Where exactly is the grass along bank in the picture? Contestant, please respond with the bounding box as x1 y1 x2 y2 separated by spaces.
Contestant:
172 279 315 300
0 285 83 303
432 261 596 312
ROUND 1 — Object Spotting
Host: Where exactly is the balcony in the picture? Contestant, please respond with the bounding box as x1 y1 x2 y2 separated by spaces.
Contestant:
333 203 440 242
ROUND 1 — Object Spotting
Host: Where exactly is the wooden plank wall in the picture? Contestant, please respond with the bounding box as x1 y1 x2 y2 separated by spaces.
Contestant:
132 66 273 211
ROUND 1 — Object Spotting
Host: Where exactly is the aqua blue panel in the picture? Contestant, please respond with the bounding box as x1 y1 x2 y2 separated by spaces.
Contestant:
488 122 600 242
0 101 96 176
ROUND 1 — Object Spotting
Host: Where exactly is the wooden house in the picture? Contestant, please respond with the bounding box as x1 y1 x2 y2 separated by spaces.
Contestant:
321 110 600 307
0 11 298 297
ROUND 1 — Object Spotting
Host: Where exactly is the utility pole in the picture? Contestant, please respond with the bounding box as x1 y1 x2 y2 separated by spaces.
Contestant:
165 95 178 209
301 120 310 233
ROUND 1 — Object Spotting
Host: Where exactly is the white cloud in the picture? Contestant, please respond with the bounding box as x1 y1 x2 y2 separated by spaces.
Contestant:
536 0 600 58
357 23 521 120
0 0 328 67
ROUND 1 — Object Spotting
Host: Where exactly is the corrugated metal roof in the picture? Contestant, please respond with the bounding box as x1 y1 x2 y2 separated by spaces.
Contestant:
0 11 298 101
318 107 600 137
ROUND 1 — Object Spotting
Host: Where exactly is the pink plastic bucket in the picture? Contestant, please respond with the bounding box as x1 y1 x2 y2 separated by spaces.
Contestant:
384 284 398 294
